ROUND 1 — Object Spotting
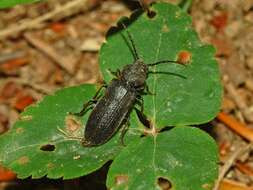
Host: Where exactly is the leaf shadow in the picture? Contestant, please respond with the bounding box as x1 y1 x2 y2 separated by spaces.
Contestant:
105 9 143 40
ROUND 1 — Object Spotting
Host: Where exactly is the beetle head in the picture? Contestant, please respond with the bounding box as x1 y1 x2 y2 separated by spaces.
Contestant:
122 59 148 90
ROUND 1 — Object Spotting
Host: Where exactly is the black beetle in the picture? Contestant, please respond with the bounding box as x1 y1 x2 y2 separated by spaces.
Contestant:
74 23 184 147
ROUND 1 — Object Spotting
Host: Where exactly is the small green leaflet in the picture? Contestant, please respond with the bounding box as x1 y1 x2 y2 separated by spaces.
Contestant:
0 84 140 179
107 127 218 190
100 3 222 127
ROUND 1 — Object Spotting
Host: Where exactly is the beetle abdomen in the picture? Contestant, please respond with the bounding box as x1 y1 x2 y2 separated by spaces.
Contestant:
83 79 136 146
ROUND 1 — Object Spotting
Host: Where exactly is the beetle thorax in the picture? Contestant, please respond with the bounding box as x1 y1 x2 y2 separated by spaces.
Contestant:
121 59 148 90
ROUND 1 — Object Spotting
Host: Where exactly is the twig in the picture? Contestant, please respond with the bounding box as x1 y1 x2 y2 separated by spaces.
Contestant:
217 112 253 142
0 0 87 39
18 80 53 95
213 143 253 190
24 32 79 75
236 161 253 177
0 51 26 64
226 82 253 122
6 77 54 95
220 179 253 190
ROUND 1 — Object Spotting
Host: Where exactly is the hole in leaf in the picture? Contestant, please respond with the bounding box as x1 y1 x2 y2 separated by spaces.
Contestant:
115 175 129 186
157 177 172 190
17 156 30 165
147 10 156 18
40 144 55 151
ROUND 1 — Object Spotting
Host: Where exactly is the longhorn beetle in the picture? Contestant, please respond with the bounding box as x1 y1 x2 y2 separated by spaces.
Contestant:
73 22 184 147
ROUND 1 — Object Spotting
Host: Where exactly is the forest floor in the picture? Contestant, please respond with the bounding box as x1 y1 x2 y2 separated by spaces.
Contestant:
0 0 253 189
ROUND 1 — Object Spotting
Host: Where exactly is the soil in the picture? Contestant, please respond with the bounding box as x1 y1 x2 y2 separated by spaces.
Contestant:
0 0 253 189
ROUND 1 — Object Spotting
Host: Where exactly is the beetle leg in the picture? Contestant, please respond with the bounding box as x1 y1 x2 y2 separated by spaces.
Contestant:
134 107 150 129
71 84 107 117
72 101 96 117
120 118 130 146
107 68 121 78
93 83 107 99
135 97 150 128
136 96 144 112
143 84 155 96
57 127 83 141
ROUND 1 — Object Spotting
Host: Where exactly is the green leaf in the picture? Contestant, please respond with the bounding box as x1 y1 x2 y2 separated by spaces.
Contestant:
0 0 41 8
107 127 218 190
0 2 221 181
0 84 140 179
100 2 222 128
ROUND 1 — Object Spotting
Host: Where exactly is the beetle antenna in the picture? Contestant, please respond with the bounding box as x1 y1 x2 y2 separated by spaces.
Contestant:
148 60 185 67
121 22 139 60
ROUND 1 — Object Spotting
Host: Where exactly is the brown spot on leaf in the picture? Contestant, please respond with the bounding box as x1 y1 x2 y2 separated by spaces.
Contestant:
157 177 172 190
18 156 29 165
47 162 55 169
65 115 82 133
177 50 192 64
16 127 24 134
162 24 169 33
20 115 33 121
115 175 129 186
202 183 212 190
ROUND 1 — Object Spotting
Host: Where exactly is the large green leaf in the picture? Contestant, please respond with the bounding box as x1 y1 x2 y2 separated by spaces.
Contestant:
0 2 221 182
100 2 222 128
0 0 41 8
107 127 218 190
0 84 140 179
